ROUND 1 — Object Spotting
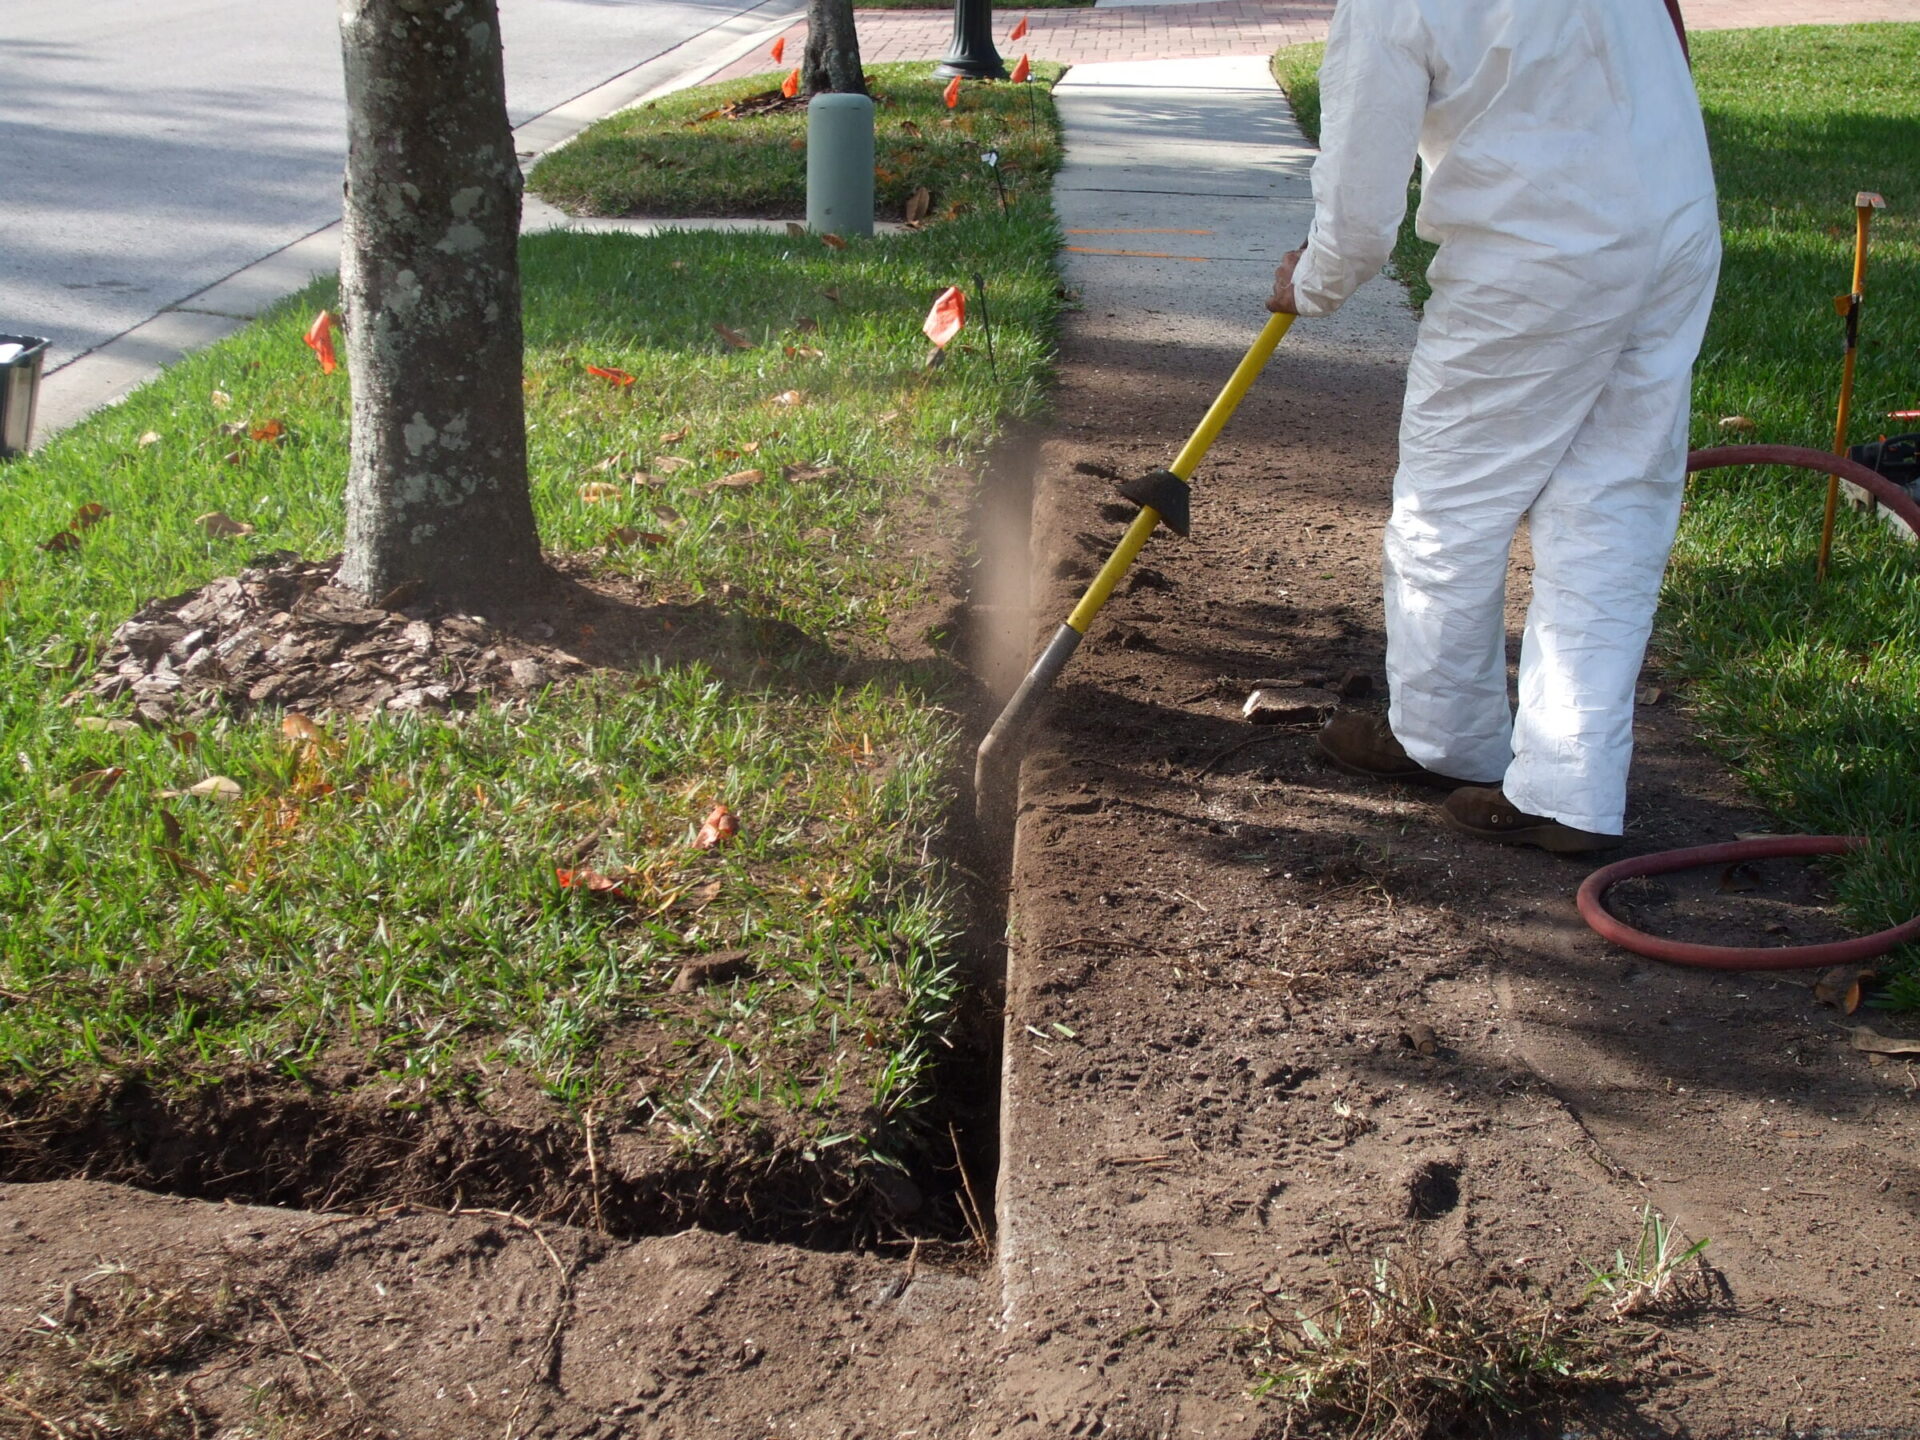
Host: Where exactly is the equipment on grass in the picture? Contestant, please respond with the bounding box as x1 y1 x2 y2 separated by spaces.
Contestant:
972 310 1295 803
1817 190 1886 581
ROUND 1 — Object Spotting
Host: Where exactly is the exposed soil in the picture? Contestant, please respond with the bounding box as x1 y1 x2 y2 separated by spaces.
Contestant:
987 304 1920 1435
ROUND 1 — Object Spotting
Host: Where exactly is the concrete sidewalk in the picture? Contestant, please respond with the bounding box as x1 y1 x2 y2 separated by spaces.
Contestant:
710 0 1920 78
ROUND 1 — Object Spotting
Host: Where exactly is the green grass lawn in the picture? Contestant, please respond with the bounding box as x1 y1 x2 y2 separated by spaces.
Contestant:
0 88 1063 1213
531 60 1064 220
1276 26 1920 993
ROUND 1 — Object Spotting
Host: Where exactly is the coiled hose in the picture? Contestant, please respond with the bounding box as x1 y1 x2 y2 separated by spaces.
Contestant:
1577 445 1920 969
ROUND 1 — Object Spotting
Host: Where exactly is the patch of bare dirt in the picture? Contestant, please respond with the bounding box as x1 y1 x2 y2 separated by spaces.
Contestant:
986 308 1920 1436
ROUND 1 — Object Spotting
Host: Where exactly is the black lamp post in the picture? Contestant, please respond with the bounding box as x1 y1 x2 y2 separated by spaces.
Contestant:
935 0 1006 79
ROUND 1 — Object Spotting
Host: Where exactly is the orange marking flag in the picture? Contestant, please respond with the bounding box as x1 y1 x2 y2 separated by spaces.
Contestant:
923 286 966 348
781 67 801 98
1009 15 1029 39
943 75 962 108
303 310 338 374
770 35 786 62
1010 53 1031 84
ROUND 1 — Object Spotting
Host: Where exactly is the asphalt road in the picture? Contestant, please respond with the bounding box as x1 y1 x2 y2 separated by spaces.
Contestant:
3 0 789 374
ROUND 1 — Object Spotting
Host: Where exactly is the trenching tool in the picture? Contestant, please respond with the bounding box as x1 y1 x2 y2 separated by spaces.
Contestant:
974 309 1295 802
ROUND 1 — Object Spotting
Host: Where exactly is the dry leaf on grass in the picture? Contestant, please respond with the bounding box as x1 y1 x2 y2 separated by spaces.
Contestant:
197 511 255 538
795 316 819 333
713 323 754 350
786 221 807 238
67 766 127 796
781 462 839 483
820 232 848 250
693 803 739 848
556 867 630 897
210 389 232 408
604 527 667 549
1718 415 1758 433
137 431 162 447
75 716 139 735
39 530 82 554
72 503 111 529
820 287 841 304
660 426 689 444
671 949 754 993
187 776 242 802
784 345 825 360
769 389 805 407
905 186 932 224
249 419 286 442
706 469 765 491
578 482 624 504
280 714 328 748
654 456 695 473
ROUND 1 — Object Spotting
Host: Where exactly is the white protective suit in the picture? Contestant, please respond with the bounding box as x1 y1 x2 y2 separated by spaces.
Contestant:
1290 0 1721 836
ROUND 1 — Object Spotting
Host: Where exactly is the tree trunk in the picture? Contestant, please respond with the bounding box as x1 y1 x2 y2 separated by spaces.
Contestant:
335 0 545 608
803 0 866 95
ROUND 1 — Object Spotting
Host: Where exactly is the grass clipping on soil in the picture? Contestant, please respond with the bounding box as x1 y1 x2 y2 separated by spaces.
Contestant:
0 72 1063 1227
530 61 1064 219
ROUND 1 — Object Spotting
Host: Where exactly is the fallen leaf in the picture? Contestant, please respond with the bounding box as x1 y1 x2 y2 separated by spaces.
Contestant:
68 766 127 797
713 323 754 350
820 232 848 250
1814 965 1878 1015
660 426 689 444
1848 1025 1920 1057
249 419 286 442
378 580 424 611
281 714 327 748
715 442 760 458
137 431 162 447
652 503 683 523
783 345 825 360
899 120 922 137
795 315 819 334
210 389 233 408
905 186 931 224
693 803 739 848
782 463 839 483
685 878 724 907
605 527 668 549
769 389 805 407
76 716 139 735
156 846 213 883
196 511 256 538
585 363 636 386
39 531 82 553
627 471 668 488
708 469 766 490
158 808 183 846
820 287 841 304
1719 415 1758 433
654 456 695 472
188 776 243 802
786 221 807 238
71 503 111 530
578 482 624 503
222 449 244 465
1635 684 1666 706
167 730 197 754
875 410 902 423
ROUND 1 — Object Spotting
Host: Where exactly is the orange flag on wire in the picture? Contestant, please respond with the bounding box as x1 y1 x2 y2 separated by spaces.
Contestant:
943 75 962 108
771 35 786 62
1009 15 1029 39
1010 53 1031 83
304 310 338 373
923 287 965 348
781 67 801 98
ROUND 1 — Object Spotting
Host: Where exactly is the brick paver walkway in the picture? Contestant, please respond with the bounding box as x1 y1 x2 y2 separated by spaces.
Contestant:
709 0 1920 80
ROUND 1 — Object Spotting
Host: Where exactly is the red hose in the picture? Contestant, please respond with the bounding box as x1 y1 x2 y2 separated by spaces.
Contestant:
1575 446 1920 968
1579 836 1920 969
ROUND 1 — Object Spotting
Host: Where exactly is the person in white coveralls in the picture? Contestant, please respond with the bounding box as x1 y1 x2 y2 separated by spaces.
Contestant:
1270 0 1719 854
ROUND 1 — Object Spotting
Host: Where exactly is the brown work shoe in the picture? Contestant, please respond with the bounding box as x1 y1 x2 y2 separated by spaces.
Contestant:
1441 785 1622 854
1316 712 1473 790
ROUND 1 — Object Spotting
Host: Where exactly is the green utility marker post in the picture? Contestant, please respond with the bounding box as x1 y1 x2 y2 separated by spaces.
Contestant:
806 93 875 239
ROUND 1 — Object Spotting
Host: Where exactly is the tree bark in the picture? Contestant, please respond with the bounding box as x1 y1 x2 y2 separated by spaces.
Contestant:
335 0 545 608
803 0 867 95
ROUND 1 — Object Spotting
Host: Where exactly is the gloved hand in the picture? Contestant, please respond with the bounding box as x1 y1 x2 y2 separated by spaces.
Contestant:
1267 248 1304 314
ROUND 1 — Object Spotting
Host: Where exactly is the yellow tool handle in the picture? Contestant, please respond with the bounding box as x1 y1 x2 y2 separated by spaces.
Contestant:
1170 311 1295 480
1064 311 1295 633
